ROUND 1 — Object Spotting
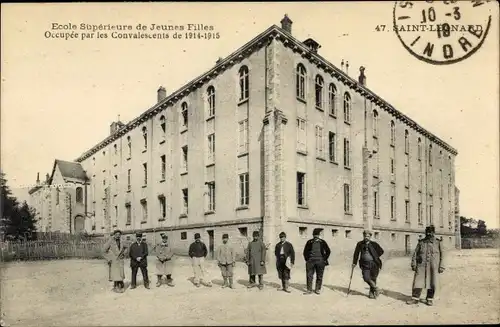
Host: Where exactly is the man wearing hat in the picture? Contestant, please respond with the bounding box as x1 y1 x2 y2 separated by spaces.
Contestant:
189 233 212 287
216 233 236 289
128 232 150 289
274 232 295 293
407 225 445 306
153 233 175 287
352 230 385 299
302 228 331 295
103 229 127 293
246 230 267 290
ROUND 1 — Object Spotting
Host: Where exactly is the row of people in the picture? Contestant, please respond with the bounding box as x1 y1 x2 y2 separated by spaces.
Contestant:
103 225 445 305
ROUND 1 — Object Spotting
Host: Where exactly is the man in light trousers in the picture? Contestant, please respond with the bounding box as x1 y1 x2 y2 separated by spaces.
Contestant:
189 233 213 287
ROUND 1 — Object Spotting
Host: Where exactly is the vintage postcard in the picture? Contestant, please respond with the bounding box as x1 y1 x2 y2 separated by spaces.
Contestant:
1 1 499 326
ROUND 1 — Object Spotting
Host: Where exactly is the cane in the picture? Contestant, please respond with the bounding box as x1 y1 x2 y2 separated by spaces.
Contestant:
347 265 355 296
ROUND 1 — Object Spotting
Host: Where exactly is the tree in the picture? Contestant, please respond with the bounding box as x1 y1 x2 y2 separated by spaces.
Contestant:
460 216 477 238
0 172 38 241
476 219 488 236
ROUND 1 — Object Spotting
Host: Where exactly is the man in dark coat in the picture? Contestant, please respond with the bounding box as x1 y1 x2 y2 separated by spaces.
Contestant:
303 228 331 295
189 233 212 287
246 231 267 290
275 232 295 293
407 225 445 306
129 232 150 289
352 230 385 299
103 229 127 293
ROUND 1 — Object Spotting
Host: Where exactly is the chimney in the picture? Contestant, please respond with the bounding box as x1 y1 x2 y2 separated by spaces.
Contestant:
36 172 40 184
215 57 223 65
110 120 125 135
45 173 50 182
346 61 349 75
358 66 366 86
280 14 293 34
157 86 166 103
303 38 321 54
341 59 345 71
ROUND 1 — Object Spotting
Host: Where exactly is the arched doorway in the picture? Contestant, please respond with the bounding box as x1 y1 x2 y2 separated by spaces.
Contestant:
74 215 85 234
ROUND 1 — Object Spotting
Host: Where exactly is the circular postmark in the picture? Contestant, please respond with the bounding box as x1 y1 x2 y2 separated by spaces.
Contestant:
393 0 494 65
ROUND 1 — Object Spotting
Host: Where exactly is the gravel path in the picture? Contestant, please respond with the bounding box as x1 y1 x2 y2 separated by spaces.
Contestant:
1 248 499 325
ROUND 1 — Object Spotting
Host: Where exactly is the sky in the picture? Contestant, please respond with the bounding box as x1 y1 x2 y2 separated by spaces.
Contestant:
1 2 499 228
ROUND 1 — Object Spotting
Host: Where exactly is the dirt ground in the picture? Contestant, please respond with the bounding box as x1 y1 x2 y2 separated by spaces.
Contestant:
1 248 499 326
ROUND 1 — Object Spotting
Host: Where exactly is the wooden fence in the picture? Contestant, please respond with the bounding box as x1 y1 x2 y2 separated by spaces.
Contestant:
0 239 107 262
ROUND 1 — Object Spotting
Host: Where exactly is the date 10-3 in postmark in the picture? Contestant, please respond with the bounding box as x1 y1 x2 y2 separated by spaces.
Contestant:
393 0 495 65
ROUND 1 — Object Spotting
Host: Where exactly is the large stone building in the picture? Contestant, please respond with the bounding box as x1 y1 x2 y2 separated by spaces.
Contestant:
29 15 459 262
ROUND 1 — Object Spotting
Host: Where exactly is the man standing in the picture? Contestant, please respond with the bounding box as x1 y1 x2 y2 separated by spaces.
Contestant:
216 234 236 289
352 230 385 299
246 231 267 290
189 233 212 287
303 228 331 295
153 233 175 288
103 229 127 293
274 232 295 293
129 232 150 289
407 225 445 306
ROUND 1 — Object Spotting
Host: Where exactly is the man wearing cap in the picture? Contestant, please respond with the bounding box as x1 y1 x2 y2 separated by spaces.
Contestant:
303 228 331 295
407 225 445 306
352 230 385 299
189 233 212 287
216 233 236 289
274 232 295 293
153 233 175 287
246 230 267 290
129 232 150 289
103 229 127 293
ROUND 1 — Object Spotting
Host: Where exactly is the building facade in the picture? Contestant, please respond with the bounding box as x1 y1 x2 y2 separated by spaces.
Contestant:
29 15 459 262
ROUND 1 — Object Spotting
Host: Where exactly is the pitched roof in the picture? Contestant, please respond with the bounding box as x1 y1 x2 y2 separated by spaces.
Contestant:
51 159 88 183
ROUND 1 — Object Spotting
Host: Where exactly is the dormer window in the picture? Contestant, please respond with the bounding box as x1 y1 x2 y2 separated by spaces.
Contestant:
303 38 321 53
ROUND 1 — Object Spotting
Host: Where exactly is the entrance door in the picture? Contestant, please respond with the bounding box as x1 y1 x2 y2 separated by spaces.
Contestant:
207 230 215 259
405 235 411 255
74 215 85 234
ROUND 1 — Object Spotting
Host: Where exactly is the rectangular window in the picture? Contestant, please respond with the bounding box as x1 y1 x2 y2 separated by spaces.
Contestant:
207 133 215 163
345 230 352 239
332 229 339 237
418 202 423 225
296 118 307 153
297 172 306 206
391 158 395 175
161 155 166 180
328 131 336 163
182 188 188 214
238 227 248 237
239 173 249 206
299 227 307 238
391 233 396 241
429 204 434 225
207 181 216 212
238 119 249 154
181 232 187 240
390 195 395 220
159 196 166 219
114 205 118 225
141 200 147 222
343 138 350 167
127 169 131 191
374 190 379 218
405 200 410 222
374 232 380 240
315 126 324 158
125 203 131 225
182 146 188 172
344 183 351 213
143 163 148 186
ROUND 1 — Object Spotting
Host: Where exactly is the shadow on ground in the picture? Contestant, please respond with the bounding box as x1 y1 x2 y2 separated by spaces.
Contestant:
327 285 367 297
379 288 411 303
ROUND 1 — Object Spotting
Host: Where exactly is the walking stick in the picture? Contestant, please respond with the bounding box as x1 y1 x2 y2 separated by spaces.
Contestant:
347 265 355 296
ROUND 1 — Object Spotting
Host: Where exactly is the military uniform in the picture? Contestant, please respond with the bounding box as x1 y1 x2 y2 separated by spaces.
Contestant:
153 233 175 287
407 225 445 306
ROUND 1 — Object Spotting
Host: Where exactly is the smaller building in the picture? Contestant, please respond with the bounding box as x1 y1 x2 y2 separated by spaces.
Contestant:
28 160 89 234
